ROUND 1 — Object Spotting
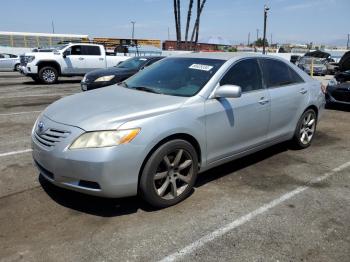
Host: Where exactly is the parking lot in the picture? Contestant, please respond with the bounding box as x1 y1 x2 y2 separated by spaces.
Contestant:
0 71 349 261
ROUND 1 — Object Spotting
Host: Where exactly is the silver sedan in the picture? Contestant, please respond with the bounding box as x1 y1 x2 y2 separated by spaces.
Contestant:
0 53 20 71
32 53 325 208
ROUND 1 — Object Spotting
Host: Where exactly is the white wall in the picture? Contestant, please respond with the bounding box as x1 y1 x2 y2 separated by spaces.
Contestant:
0 46 32 55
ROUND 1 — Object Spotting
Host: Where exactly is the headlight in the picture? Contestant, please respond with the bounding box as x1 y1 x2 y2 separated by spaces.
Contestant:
26 56 35 63
94 75 115 82
69 128 140 149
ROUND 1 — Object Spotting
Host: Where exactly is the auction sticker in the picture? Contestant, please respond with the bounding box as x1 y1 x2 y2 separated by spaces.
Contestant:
189 64 213 71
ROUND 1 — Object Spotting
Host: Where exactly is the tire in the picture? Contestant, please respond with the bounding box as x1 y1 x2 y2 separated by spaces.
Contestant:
290 109 317 149
139 139 198 208
14 64 20 71
38 66 58 84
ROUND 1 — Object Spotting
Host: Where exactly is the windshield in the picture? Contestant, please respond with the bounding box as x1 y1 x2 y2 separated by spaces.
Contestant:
123 57 225 97
117 57 149 69
53 44 69 51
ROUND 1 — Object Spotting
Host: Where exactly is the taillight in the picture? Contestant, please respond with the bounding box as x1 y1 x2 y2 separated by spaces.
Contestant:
321 83 327 94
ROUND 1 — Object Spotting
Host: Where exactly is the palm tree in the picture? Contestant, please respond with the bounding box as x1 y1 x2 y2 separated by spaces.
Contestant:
185 0 194 45
190 0 206 47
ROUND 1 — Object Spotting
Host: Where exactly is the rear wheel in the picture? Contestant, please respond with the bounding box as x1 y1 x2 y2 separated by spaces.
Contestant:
291 109 317 149
14 64 20 71
39 66 58 84
139 139 198 208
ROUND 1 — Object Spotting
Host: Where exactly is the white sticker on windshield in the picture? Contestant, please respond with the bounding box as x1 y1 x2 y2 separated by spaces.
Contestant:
139 58 147 61
189 64 213 71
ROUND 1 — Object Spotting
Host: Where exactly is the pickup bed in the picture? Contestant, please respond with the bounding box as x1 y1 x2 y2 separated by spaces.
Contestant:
20 43 129 84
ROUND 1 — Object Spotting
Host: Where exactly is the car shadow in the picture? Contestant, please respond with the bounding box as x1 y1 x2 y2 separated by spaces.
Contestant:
325 103 350 112
195 142 288 188
39 175 155 217
39 142 289 217
23 79 82 85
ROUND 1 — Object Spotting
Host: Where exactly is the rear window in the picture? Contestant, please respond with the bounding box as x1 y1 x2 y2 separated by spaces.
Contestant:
82 46 101 56
260 58 304 87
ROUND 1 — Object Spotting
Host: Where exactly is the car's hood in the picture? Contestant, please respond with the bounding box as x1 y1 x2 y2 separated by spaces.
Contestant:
86 67 136 79
43 85 187 131
24 52 58 59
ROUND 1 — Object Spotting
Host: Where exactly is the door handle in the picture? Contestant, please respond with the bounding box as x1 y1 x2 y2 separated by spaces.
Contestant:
78 57 84 60
300 88 308 94
99 58 104 61
258 98 269 105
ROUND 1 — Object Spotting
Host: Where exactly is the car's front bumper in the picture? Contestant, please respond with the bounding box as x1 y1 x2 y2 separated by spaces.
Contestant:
19 64 38 75
31 116 144 198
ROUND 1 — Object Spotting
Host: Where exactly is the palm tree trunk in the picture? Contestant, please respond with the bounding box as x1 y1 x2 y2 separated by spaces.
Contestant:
177 0 181 43
190 0 206 49
185 0 194 47
173 0 179 46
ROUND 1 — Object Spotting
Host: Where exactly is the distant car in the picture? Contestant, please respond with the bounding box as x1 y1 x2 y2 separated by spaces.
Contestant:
290 55 301 64
0 53 20 71
297 57 327 76
326 80 350 106
334 70 350 83
81 56 164 91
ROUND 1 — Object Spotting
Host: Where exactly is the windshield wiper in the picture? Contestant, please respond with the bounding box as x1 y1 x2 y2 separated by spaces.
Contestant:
133 86 162 94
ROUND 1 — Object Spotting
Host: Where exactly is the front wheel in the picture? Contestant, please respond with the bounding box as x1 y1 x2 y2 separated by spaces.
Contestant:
39 66 58 84
139 139 198 208
291 109 317 149
14 64 20 71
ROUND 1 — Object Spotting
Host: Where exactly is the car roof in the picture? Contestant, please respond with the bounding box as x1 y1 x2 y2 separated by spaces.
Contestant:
170 52 273 61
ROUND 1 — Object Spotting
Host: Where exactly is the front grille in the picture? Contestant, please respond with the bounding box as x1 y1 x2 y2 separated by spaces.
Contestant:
332 90 350 103
20 55 27 66
35 128 71 148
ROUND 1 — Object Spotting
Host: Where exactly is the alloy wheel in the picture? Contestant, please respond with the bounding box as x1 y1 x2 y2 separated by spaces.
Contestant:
153 149 194 200
299 112 316 145
42 69 56 83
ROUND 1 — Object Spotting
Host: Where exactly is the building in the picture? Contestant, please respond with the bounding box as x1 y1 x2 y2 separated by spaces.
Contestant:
163 40 231 52
0 31 89 48
92 37 161 50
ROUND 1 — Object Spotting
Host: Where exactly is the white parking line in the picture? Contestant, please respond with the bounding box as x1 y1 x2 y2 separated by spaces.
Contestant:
159 161 350 262
0 149 32 158
0 93 76 99
0 110 41 117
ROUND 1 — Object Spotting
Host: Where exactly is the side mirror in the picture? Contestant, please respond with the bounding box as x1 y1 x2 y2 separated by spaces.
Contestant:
214 85 242 98
62 50 70 58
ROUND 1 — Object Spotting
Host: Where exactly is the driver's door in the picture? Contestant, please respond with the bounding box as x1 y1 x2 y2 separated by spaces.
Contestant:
205 58 270 164
62 45 86 74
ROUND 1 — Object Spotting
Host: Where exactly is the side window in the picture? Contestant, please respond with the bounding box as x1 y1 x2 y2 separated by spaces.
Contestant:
70 45 82 55
220 59 263 92
3 54 10 58
145 58 160 67
260 58 303 87
9 54 17 58
0 54 4 58
82 46 101 56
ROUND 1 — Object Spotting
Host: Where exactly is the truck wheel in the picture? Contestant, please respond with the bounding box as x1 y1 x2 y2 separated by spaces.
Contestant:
139 139 198 208
290 109 317 149
39 66 58 84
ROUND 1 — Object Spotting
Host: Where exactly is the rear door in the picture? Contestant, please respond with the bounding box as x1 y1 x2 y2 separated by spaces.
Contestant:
205 58 270 163
0 54 13 71
81 46 105 72
259 58 309 141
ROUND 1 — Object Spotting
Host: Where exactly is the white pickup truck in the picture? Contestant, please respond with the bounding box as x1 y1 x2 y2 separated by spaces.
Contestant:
20 43 129 84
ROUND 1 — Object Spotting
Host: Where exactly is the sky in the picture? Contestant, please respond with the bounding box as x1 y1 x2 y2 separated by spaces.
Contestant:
1 0 349 46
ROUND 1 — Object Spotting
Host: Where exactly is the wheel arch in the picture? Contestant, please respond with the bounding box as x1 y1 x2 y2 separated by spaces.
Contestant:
36 61 61 75
137 133 202 192
304 105 318 119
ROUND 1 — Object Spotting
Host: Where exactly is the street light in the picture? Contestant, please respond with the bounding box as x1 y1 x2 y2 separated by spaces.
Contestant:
263 5 270 54
131 21 136 45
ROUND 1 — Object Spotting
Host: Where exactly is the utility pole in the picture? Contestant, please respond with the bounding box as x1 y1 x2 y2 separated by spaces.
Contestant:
248 32 250 46
131 21 136 45
51 20 55 34
347 33 350 50
262 5 270 54
256 29 259 41
270 33 272 46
